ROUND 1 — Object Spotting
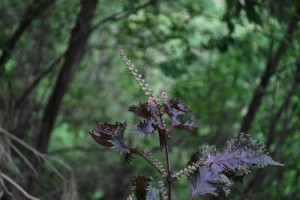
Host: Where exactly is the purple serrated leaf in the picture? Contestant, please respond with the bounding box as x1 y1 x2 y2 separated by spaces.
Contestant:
190 166 218 196
157 127 168 149
188 133 283 198
167 98 188 112
164 98 198 132
133 175 151 200
204 133 284 175
190 166 231 197
131 121 155 136
179 116 198 131
90 121 130 154
129 103 153 120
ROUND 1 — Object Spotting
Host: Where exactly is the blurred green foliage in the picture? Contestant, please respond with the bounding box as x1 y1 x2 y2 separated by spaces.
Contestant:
0 0 299 199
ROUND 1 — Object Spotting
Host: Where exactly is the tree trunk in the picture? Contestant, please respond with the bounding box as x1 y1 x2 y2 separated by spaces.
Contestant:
36 0 98 154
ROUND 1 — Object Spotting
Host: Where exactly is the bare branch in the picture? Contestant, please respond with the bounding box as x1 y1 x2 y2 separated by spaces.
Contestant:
0 127 44 158
239 2 300 133
0 172 40 200
10 143 38 177
0 127 72 180
90 0 157 32
241 59 300 197
15 55 64 109
49 146 101 154
0 127 46 158
265 59 300 147
0 0 56 73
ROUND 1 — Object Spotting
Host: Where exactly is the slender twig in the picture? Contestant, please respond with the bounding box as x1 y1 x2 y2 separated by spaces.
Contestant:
90 0 156 33
43 159 65 181
15 55 64 109
0 172 40 200
0 127 44 158
0 0 56 72
0 137 22 177
9 143 38 176
239 2 300 133
242 60 300 196
0 173 13 196
46 155 73 173
0 127 72 179
266 63 300 148
49 146 101 154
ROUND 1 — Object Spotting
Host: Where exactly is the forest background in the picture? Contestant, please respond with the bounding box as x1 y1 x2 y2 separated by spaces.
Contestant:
0 0 299 199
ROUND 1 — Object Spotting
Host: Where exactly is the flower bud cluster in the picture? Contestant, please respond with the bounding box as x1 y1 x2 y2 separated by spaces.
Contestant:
148 95 159 107
147 96 166 127
158 92 168 128
144 151 168 178
158 181 167 200
119 49 156 99
172 157 206 180
173 165 197 180
161 91 168 105
126 196 133 200
143 149 151 155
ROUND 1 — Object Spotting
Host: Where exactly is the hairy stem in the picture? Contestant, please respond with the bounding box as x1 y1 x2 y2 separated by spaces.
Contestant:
157 106 172 200
131 149 167 177
165 143 172 200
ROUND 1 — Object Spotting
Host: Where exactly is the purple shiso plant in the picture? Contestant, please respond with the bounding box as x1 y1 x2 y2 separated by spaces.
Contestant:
89 50 283 200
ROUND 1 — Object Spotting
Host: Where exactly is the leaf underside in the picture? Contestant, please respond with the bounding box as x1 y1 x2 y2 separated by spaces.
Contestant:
90 121 130 153
188 133 283 198
131 121 156 136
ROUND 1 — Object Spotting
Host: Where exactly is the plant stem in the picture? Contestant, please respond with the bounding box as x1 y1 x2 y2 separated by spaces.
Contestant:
165 143 172 200
157 102 172 199
131 149 166 176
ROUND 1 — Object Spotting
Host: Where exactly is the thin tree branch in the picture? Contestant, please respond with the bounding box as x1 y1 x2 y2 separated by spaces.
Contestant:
90 0 157 33
239 2 300 133
0 0 56 73
0 127 44 158
49 146 101 154
0 127 72 178
0 172 40 200
241 59 300 197
265 59 300 147
0 136 23 177
9 143 38 177
14 55 64 109
0 172 13 196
